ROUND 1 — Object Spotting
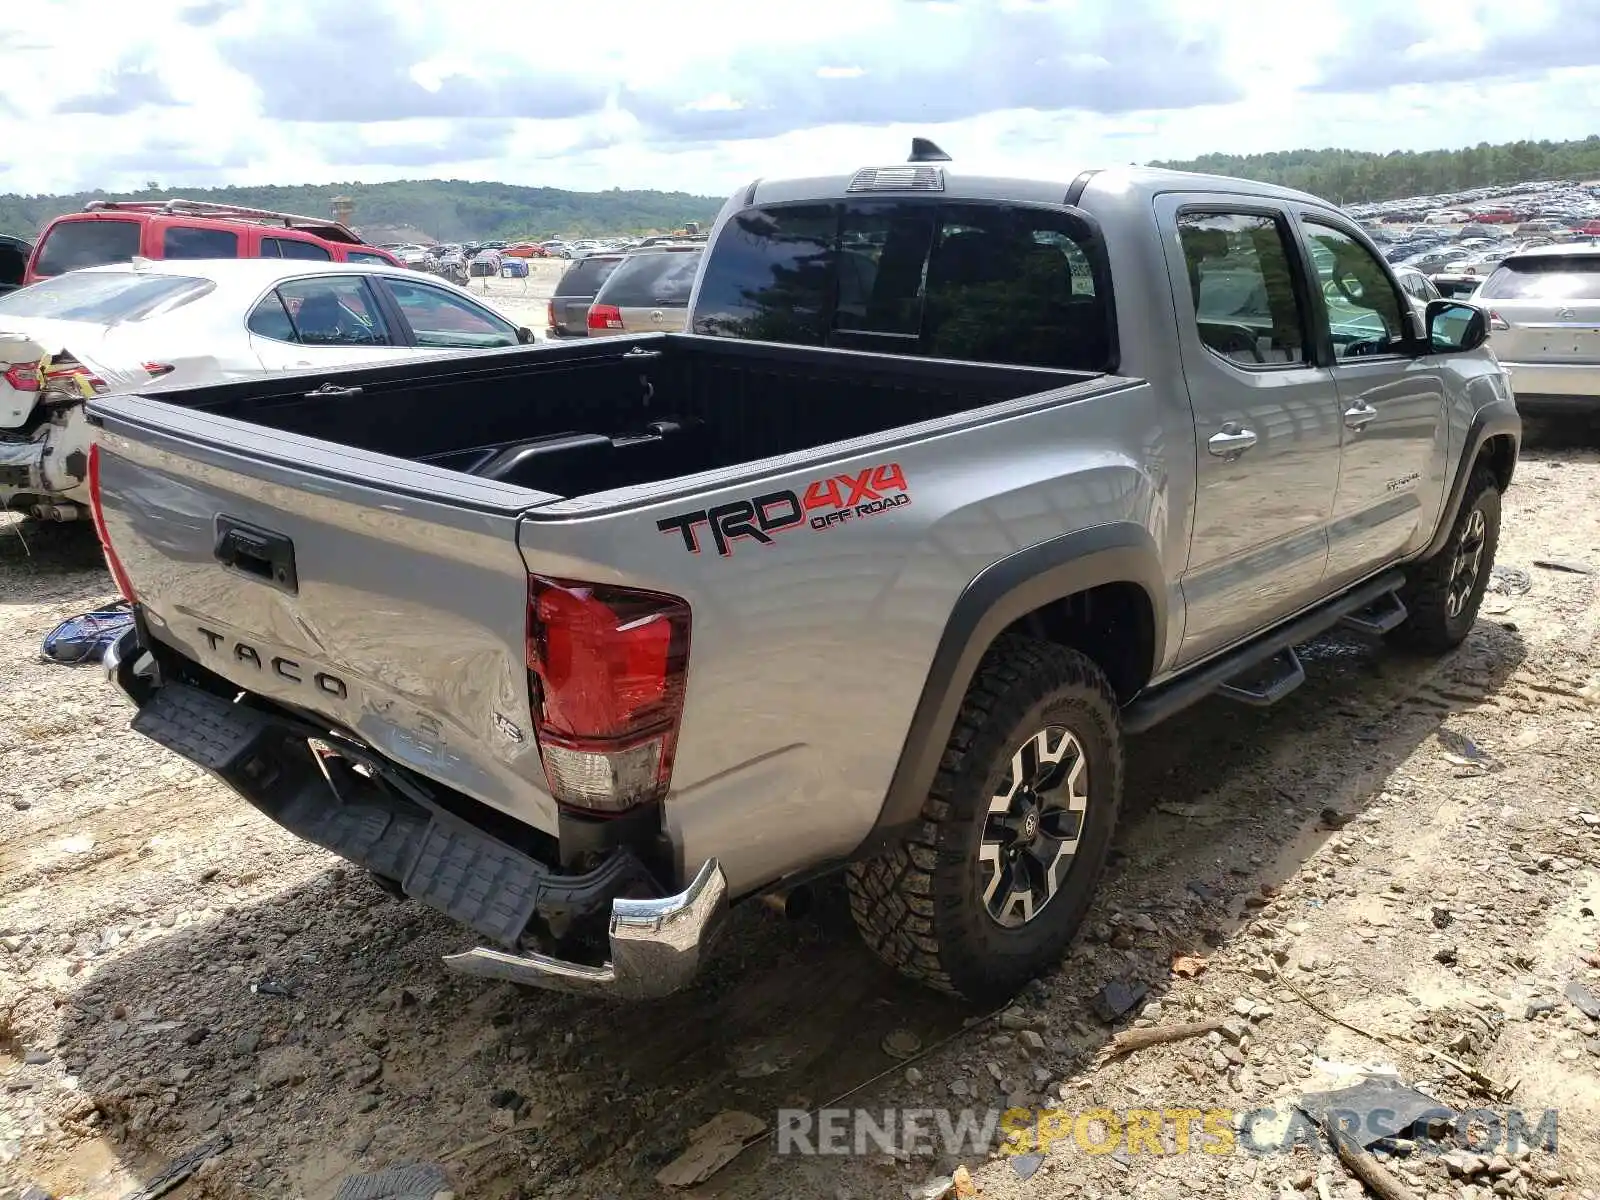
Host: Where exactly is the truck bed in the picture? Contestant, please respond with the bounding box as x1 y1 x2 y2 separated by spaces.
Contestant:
89 333 1143 893
124 333 1095 506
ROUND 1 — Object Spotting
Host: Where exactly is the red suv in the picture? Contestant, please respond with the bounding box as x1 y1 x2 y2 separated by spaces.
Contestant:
23 199 402 285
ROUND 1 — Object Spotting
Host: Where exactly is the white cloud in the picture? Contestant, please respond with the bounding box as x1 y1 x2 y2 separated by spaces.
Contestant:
0 0 1596 202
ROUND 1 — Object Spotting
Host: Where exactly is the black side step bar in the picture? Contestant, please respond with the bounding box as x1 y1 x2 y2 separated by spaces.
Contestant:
1217 647 1305 707
1339 590 1409 636
1122 570 1405 735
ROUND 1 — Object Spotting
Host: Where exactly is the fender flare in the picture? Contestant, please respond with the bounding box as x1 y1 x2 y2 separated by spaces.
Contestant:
854 522 1165 857
1419 397 1520 561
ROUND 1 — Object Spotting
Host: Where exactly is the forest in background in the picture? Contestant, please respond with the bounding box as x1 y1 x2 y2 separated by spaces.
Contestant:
0 179 723 242
5 136 1600 241
1153 136 1600 204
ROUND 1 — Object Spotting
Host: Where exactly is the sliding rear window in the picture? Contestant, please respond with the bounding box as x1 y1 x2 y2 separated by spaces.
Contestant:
692 199 1114 371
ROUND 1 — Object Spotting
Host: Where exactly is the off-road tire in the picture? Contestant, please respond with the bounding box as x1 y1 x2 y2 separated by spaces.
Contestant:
1389 466 1502 654
847 636 1122 1002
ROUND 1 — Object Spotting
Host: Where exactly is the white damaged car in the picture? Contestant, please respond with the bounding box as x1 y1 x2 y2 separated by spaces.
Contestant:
0 257 534 521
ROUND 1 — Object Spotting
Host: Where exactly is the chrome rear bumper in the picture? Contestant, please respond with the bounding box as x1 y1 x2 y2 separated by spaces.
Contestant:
440 858 729 999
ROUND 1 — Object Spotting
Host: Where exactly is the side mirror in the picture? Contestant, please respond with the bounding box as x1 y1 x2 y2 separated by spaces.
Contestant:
516 326 534 345
1425 300 1488 354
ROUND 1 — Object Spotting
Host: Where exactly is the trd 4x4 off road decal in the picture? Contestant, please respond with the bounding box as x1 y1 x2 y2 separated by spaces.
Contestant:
657 463 911 557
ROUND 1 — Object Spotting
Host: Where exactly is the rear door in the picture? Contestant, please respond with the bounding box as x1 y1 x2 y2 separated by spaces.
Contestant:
1294 215 1448 585
1156 197 1342 662
1476 253 1600 402
246 274 414 371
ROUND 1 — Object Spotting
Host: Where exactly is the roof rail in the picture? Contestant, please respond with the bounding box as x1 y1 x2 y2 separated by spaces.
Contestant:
79 198 362 244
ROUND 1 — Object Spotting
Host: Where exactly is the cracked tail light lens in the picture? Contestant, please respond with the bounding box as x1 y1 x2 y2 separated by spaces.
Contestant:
526 576 690 813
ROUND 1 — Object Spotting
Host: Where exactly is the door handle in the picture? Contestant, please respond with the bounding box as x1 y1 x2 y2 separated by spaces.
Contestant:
1207 423 1258 457
1344 401 1378 431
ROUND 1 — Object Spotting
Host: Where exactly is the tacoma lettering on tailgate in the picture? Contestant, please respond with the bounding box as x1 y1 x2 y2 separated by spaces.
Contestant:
656 463 911 557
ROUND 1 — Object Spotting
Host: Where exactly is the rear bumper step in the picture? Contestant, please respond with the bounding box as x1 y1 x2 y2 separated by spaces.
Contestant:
106 629 728 999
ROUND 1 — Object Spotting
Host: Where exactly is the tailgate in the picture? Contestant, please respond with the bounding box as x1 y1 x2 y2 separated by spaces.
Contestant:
1490 299 1600 363
90 394 563 834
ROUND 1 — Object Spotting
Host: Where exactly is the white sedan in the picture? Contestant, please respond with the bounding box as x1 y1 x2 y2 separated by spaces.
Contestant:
0 258 536 520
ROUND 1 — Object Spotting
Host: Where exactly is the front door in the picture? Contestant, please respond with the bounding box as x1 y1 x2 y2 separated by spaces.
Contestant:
1295 217 1448 586
1157 197 1343 664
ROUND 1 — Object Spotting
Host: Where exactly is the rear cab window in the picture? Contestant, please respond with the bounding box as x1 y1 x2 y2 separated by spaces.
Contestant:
1479 256 1600 301
33 218 143 277
692 200 1113 370
594 250 703 309
0 270 213 322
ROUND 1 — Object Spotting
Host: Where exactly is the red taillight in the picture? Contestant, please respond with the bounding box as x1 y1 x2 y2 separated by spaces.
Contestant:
525 576 690 814
546 299 558 330
2 363 39 392
587 304 624 331
87 443 137 601
1489 310 1510 331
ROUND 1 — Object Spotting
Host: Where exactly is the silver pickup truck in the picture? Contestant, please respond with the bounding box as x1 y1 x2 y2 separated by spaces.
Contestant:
89 157 1519 1004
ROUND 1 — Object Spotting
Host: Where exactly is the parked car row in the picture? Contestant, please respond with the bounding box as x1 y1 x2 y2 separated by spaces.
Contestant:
546 242 705 339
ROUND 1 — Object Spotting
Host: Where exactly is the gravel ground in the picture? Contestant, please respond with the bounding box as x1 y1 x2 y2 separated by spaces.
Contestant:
2 422 1600 1200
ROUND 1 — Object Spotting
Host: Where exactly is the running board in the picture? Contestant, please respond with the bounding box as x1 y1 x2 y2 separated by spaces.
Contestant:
1216 647 1305 707
1122 569 1406 735
1339 590 1408 636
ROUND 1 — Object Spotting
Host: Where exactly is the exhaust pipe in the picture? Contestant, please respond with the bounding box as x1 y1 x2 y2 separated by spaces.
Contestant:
30 503 81 522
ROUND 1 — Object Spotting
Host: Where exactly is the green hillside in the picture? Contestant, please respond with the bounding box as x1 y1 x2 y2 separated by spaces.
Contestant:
0 179 725 243
1152 136 1600 205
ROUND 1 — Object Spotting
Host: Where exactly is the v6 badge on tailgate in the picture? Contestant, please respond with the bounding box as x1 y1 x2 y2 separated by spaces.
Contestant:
657 462 910 557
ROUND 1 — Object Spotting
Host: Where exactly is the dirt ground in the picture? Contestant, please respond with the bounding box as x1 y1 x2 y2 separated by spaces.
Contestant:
3 421 1600 1200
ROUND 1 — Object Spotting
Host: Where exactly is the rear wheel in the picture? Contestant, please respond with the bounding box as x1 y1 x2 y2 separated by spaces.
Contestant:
1390 466 1501 653
847 637 1122 1002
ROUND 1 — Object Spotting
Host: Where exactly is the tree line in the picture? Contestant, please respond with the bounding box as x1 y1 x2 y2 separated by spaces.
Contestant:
1152 136 1600 205
0 179 724 242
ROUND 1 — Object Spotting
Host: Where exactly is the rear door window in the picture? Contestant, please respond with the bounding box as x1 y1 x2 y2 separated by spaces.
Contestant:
272 276 392 345
163 225 240 259
346 250 390 266
1176 212 1308 365
263 237 333 261
1479 257 1600 300
595 251 703 308
33 219 142 277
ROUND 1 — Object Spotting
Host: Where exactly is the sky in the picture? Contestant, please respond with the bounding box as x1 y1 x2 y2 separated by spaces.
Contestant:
1 0 1598 199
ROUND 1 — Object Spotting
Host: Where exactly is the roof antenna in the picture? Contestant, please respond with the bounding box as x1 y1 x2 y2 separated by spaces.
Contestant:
908 138 951 164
